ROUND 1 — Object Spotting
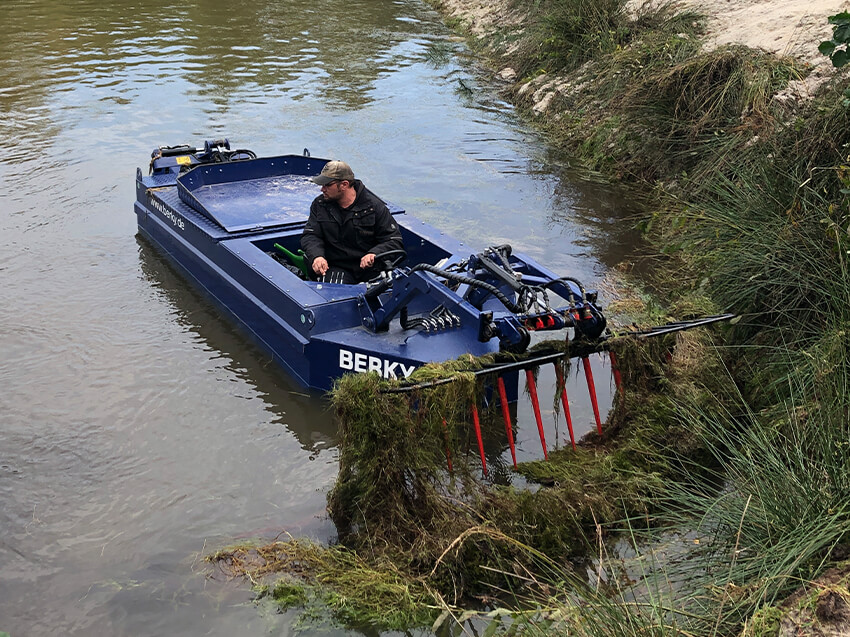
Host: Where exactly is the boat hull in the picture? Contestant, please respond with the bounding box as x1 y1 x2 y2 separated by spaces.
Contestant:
135 143 604 393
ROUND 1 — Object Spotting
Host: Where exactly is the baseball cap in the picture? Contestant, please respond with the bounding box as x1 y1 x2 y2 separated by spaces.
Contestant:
312 160 355 185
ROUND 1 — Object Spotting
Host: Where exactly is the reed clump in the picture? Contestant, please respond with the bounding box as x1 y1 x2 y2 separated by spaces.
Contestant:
662 77 850 410
506 0 634 77
541 46 797 185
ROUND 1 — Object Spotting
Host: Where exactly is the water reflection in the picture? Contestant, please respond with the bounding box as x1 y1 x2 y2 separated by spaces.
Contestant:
0 0 440 148
548 163 648 271
136 237 338 455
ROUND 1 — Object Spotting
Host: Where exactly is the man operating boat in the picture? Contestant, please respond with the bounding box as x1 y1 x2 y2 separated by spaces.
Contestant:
301 160 405 284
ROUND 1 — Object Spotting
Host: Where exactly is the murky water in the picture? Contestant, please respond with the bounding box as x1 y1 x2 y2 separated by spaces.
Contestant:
0 0 643 634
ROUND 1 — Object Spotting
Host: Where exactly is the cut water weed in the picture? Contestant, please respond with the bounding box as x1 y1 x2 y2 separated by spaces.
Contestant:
209 538 439 630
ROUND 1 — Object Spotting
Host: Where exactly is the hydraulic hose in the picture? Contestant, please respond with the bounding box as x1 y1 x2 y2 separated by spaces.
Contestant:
400 305 460 331
542 276 587 305
406 264 523 313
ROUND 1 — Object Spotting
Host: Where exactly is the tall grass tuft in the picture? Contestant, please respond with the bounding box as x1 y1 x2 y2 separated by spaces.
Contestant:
668 77 850 407
642 369 850 634
622 46 799 186
539 0 628 70
508 0 637 77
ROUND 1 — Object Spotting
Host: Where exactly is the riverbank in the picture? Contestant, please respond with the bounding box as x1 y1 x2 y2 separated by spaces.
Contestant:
436 0 844 97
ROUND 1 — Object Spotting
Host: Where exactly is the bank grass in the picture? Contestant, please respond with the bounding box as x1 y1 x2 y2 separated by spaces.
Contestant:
426 510 710 636
640 369 850 635
624 47 798 183
547 46 799 185
510 0 631 77
494 0 801 187
656 75 850 409
505 0 698 80
478 359 850 636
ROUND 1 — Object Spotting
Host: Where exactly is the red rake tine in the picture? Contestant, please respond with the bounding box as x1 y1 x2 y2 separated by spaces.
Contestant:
470 402 488 476
581 356 603 435
441 418 453 473
524 368 549 460
609 350 622 391
496 375 518 469
554 364 576 451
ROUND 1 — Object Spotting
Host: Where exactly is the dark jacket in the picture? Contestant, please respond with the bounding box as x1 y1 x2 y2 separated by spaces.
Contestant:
301 180 405 282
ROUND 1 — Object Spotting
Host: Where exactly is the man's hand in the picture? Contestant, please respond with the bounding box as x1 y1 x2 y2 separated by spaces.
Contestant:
312 256 329 275
360 253 376 269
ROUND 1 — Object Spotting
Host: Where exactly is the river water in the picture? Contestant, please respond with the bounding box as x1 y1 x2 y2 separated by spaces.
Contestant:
0 1 642 634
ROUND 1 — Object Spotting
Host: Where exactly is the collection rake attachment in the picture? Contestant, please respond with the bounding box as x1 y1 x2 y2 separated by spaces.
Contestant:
384 313 736 475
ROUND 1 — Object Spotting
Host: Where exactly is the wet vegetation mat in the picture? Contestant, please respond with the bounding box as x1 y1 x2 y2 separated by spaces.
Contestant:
208 327 736 631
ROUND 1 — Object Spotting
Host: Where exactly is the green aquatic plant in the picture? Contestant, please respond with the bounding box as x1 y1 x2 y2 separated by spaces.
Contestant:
209 538 440 630
267 579 309 609
424 39 457 67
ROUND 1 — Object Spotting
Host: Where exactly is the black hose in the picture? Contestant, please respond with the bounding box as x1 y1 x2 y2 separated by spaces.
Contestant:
542 276 586 305
489 245 514 271
400 306 426 330
229 148 257 160
406 264 523 312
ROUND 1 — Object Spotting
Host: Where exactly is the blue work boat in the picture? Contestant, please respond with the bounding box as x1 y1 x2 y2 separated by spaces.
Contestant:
134 139 607 393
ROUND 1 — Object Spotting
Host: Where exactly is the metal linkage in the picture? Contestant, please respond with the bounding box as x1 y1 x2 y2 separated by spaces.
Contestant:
361 245 606 352
609 350 622 391
616 313 737 338
383 313 738 395
581 357 604 436
554 364 576 451
363 269 486 336
382 348 586 394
